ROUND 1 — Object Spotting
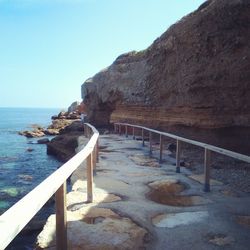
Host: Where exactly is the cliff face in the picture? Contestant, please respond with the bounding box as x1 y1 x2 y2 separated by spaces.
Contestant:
82 0 250 129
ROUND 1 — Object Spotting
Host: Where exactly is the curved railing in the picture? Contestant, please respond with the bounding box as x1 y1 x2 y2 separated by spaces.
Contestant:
114 122 250 192
0 123 99 250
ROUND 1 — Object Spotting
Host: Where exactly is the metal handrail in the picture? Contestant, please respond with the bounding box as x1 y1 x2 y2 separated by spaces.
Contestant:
0 123 99 250
114 122 250 192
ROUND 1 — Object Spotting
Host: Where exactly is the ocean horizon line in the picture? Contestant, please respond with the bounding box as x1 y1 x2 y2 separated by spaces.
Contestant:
0 106 64 110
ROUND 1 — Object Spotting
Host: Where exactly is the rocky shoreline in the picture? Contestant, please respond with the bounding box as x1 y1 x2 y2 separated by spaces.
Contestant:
8 104 87 249
19 106 85 162
35 133 250 249
15 105 249 249
18 110 81 138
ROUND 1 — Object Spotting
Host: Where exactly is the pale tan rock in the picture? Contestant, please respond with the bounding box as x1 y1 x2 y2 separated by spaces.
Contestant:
152 211 208 228
36 208 147 250
147 179 211 206
66 190 121 207
129 154 160 168
148 179 183 193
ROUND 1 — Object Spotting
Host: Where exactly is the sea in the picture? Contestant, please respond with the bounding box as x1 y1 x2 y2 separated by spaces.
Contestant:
0 107 62 249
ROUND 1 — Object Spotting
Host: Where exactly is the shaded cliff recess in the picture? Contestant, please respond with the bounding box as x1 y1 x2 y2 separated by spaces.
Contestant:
82 0 250 131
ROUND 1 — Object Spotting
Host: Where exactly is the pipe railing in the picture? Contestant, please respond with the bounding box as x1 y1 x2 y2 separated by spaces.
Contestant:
114 122 250 192
0 123 99 250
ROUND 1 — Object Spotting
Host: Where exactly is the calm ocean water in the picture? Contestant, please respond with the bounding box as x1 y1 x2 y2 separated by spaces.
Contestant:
0 107 61 218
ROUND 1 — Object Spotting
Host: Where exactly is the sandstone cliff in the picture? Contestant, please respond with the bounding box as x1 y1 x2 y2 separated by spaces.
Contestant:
81 0 250 129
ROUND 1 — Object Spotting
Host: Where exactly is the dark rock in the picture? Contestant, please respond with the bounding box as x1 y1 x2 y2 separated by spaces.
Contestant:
47 132 80 162
51 115 59 120
168 143 176 152
21 219 46 236
180 161 186 167
60 121 84 134
26 148 34 152
37 138 50 144
44 128 60 136
46 121 88 162
18 174 33 181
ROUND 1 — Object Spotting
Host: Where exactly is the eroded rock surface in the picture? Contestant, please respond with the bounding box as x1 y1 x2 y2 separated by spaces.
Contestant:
36 208 147 250
36 133 250 250
82 0 250 129
152 211 208 228
147 179 211 206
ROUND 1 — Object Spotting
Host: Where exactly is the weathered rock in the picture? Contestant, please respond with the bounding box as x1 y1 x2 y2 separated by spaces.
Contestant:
152 211 208 228
44 128 60 136
59 121 84 134
46 132 80 162
129 154 160 168
47 119 74 130
82 0 250 129
36 207 147 250
67 113 79 120
147 179 211 206
19 130 45 138
68 101 80 113
51 105 80 120
46 120 86 162
51 109 81 120
37 138 50 144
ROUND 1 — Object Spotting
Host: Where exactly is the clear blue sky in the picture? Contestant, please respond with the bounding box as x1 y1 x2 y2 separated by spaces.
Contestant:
0 0 205 109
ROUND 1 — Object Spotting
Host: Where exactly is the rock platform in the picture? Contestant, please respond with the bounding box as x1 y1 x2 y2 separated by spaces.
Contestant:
37 133 250 249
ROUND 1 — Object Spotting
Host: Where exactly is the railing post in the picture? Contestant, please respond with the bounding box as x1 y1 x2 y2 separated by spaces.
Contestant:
96 139 99 163
132 127 135 140
87 153 93 202
88 127 92 138
119 124 121 135
176 139 181 173
125 125 128 138
159 134 163 163
55 181 67 250
84 124 87 137
204 148 211 192
142 128 145 147
93 146 97 171
149 131 152 155
87 126 90 138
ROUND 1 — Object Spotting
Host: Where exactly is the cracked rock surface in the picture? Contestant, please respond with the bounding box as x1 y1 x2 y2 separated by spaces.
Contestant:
36 134 250 250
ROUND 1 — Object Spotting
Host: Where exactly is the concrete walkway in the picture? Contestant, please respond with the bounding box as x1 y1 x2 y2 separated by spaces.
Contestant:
37 133 250 250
